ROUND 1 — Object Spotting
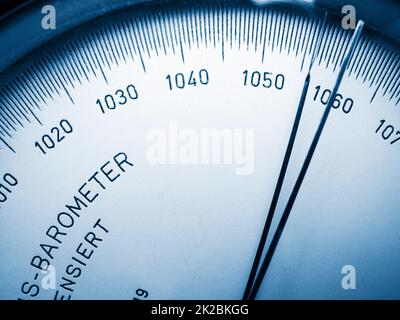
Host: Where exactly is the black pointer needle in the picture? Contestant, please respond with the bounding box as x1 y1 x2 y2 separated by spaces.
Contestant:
242 15 327 300
247 20 365 301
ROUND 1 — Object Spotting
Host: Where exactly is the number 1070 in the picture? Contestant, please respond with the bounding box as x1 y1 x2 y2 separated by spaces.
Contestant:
376 119 400 145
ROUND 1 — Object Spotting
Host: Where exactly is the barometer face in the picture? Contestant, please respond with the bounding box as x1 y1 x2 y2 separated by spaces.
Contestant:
0 0 399 300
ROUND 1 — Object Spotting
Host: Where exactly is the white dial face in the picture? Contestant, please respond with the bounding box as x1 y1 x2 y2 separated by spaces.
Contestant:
0 4 400 299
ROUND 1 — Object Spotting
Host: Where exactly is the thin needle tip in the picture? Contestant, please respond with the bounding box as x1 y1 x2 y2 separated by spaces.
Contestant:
354 20 365 34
